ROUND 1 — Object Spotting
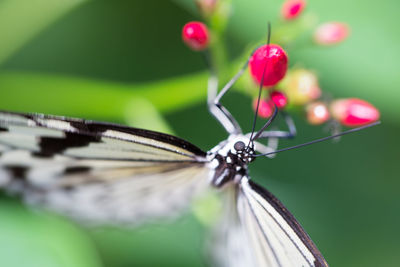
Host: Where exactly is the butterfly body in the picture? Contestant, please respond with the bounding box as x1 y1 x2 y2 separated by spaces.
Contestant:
208 135 254 188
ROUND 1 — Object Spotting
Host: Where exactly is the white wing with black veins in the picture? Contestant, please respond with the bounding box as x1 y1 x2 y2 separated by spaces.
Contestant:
212 177 329 267
0 111 209 225
237 177 329 267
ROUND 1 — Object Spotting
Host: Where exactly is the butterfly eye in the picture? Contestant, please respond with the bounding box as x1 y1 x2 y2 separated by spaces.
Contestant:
234 141 245 152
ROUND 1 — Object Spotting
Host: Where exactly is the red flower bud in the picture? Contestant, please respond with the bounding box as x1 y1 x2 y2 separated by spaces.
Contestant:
281 0 306 20
182 21 210 51
314 22 350 45
306 101 330 125
330 98 380 127
249 44 288 87
253 98 273 118
270 91 288 109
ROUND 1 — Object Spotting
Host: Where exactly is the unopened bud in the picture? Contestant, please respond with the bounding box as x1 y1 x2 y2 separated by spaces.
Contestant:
306 101 330 125
330 98 380 127
280 69 321 105
314 22 350 45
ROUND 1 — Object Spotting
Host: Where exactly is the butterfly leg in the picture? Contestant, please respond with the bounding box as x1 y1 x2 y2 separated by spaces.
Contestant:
207 48 260 135
207 68 242 135
253 137 279 158
252 111 297 139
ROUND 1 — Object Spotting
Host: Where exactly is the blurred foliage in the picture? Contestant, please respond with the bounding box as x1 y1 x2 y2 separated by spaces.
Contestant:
0 200 101 267
0 0 87 65
0 0 399 267
0 71 207 129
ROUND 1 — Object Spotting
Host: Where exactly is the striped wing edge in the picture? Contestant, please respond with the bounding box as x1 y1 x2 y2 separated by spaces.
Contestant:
238 177 329 267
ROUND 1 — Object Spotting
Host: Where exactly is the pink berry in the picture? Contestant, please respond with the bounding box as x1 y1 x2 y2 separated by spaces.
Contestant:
306 101 330 125
330 98 380 127
281 0 306 20
270 91 288 108
182 21 210 51
249 44 288 87
253 98 273 118
314 22 350 45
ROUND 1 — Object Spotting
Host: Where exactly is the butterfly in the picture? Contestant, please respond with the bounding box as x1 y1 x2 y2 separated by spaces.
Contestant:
0 97 332 267
0 112 331 267
0 35 380 266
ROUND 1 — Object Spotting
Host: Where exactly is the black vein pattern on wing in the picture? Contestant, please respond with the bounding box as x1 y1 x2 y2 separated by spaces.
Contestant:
0 153 203 190
245 181 311 266
3 165 29 180
63 166 91 175
248 180 329 267
0 138 202 163
35 132 100 158
241 182 282 266
0 111 207 162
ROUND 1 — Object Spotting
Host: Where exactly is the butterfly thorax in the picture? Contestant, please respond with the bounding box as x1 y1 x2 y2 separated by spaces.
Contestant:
207 135 255 188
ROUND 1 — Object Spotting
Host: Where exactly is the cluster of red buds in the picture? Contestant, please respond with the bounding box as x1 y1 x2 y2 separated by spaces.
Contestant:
181 0 379 129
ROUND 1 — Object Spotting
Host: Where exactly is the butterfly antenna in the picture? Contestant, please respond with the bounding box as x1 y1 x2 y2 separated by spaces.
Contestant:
252 103 278 141
247 22 272 149
254 121 381 157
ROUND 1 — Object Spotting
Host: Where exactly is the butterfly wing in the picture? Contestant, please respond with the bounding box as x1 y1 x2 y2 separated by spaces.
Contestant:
236 177 329 267
0 111 210 225
209 184 256 267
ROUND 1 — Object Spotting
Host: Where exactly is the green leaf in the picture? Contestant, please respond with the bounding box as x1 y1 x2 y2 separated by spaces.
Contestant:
124 98 175 134
0 71 207 121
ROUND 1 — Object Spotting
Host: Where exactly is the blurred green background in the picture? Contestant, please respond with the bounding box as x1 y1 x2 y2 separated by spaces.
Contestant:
0 0 399 266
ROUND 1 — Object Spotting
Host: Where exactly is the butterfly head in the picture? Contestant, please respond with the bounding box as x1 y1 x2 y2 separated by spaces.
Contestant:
233 140 255 164
210 135 255 162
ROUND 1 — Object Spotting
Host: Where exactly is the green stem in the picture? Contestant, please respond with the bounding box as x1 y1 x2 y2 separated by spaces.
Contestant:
205 0 232 86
